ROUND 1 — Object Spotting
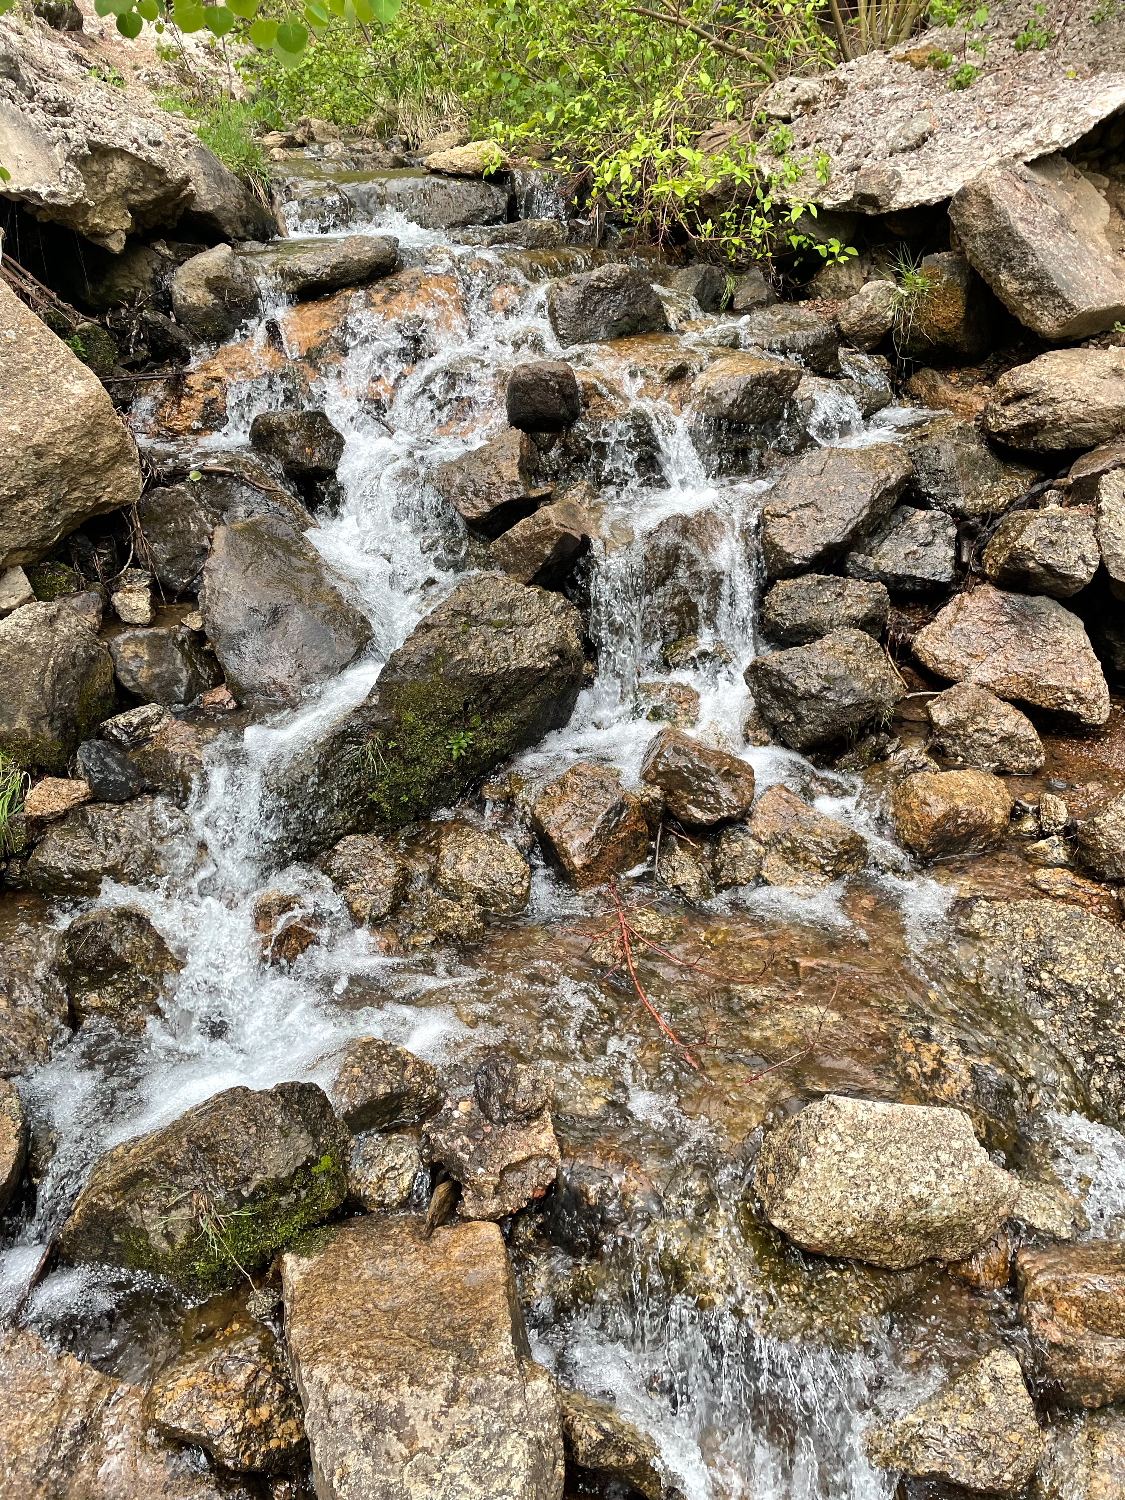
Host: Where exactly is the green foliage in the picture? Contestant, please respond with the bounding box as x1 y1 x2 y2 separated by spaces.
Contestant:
927 0 989 88
448 728 474 760
1013 2 1054 48
0 754 29 858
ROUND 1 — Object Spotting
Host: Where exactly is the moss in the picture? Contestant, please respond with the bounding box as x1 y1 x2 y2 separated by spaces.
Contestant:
26 562 81 601
72 323 119 379
74 655 116 744
0 731 68 776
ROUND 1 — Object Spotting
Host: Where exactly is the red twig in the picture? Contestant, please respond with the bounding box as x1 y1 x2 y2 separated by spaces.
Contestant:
607 880 703 1071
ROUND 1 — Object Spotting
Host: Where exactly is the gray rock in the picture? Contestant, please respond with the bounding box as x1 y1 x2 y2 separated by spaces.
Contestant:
457 220 566 249
838 278 897 349
838 349 895 418
60 904 181 1031
180 141 277 243
1075 792 1125 880
109 624 223 707
244 232 399 299
98 702 171 750
506 360 582 432
927 682 1044 774
547 264 667 345
431 427 552 539
248 410 345 487
347 1131 424 1212
1034 1407 1125 1499
745 627 903 752
1070 435 1125 504
377 173 509 229
0 601 114 774
1096 467 1125 598
739 303 839 375
26 796 190 896
0 1079 27 1213
532 761 649 888
0 566 34 617
136 483 217 595
640 726 755 828
668 262 727 311
762 573 889 645
712 823 764 888
761 443 912 578
746 783 866 887
983 506 1101 598
730 266 776 310
435 822 531 912
171 244 260 343
74 740 143 803
489 498 593 588
0 921 70 1078
689 351 802 424
325 1035 441 1132
985 348 1125 452
754 1095 1018 1269
846 504 957 594
904 412 1037 520
560 1389 663 1500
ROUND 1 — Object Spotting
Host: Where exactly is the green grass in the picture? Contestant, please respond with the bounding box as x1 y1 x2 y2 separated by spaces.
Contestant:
158 92 279 194
0 753 29 857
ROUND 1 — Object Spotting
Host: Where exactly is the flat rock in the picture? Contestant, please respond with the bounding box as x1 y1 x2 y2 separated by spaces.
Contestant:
26 796 190 896
761 443 911 578
435 822 531 912
244 232 399 298
1016 1243 1125 1407
926 682 1044 774
689 351 803 424
985 349 1125 452
532 761 649 888
109 625 223 707
547 263 667 346
983 507 1101 598
891 769 1013 860
639 726 755 828
739 303 839 375
747 783 866 887
761 574 889 645
745 627 903 752
431 427 552 538
424 140 504 176
904 412 1037 520
326 1035 441 1132
0 600 115 774
845 504 957 594
21 774 92 832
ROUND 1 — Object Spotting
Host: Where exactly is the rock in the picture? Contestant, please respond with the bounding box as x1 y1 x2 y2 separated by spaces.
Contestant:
904 412 1036 520
458 220 566 249
180 142 277 243
321 834 407 924
506 360 582 431
146 1311 305 1473
474 1052 553 1124
745 627 903 752
135 483 216 596
891 769 1013 860
200 515 371 705
26 795 189 897
838 348 895 417
950 154 1125 340
112 582 155 626
657 830 713 901
689 351 802 424
730 266 777 310
171 245 261 343
532 762 649 888
1076 792 1125 880
373 173 509 230
898 250 997 360
1016 1243 1125 1407
417 127 470 155
248 410 345 487
0 566 33 617
984 349 1125 452
282 1217 564 1500
547 263 668 345
327 1036 441 1132
248 232 399 298
983 507 1101 598
746 783 866 887
348 1131 425 1211
845 504 957 594
926 682 1044 774
0 282 141 570
559 1389 662 1500
109 625 223 707
424 139 504 175
0 601 115 773
74 740 143 803
125 716 210 803
739 304 839 375
712 822 764 888
435 823 531 912
668 262 726 311
0 920 70 1077
489 498 593 588
1039 792 1070 837
913 585 1110 729
1034 1408 1125 1499
59 1082 349 1291
21 775 91 833
866 1350 1042 1495
1097 468 1125 598
0 1078 26 1212
761 443 912 578
639 727 755 828
60 904 181 1032
838 278 897 349
431 427 552 538
637 680 700 728
754 1095 1018 1269
761 574 889 646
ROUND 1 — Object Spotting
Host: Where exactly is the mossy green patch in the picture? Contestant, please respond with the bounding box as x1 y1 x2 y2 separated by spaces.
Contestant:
26 562 82 601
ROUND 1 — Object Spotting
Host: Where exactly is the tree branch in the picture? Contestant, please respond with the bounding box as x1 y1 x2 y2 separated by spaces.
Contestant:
627 5 778 81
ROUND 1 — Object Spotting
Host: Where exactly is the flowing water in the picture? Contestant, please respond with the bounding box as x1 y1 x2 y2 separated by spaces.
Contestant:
4 154 1124 1497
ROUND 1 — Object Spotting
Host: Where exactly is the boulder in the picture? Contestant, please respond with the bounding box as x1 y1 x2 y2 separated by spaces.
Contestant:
984 349 1125 452
1096 468 1125 598
0 281 141 570
1016 1244 1125 1407
639 727 755 828
891 769 1013 859
1071 436 1125 504
58 1082 349 1291
180 141 277 243
109 625 223 707
125 715 211 803
639 506 741 646
326 1036 441 1132
506 360 582 432
761 443 912 577
248 410 345 487
348 1131 425 1211
637 680 700 728
431 427 553 538
838 278 897 349
435 823 531 912
321 834 407 924
376 173 510 229
424 139 504 175
282 1217 564 1500
20 774 91 833
896 250 996 360
73 739 142 803
754 1095 1018 1269
668 262 726 310
246 232 399 299
1034 1408 1125 1499
730 266 776 310
135 483 218 596
547 264 667 345
688 351 802 424
60 904 181 1032
145 1312 306 1473
1076 793 1125 880
489 498 593 588
912 585 1110 729
200 515 371 705
0 922 70 1078
866 1350 1042 1495
745 627 903 751
560 1389 662 1500
950 154 1125 341
845 504 957 594
761 574 889 645
926 682 1045 774
904 411 1036 520
983 507 1101 598
0 601 114 772
740 303 839 375
0 1078 26 1213
532 762 649 888
170 244 261 343
746 783 866 887
712 822 765 888
99 702 171 751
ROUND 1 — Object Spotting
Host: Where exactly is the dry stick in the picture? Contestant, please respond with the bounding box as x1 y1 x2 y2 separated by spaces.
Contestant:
828 0 855 59
627 4 778 79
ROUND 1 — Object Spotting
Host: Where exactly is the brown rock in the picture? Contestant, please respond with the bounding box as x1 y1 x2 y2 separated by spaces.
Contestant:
926 682 1045 774
560 1388 663 1499
891 769 1013 860
1070 435 1125 504
689 350 803 422
983 506 1101 598
424 139 505 176
1017 1243 1125 1407
948 1224 1014 1291
747 784 866 887
761 573 889 646
637 680 700 727
435 822 531 913
21 776 92 833
640 727 755 828
896 251 996 359
656 831 713 902
1032 868 1121 925
326 1036 441 1132
760 443 912 578
1096 467 1125 599
838 278 897 349
984 348 1125 452
320 833 407 924
712 822 764 888
0 1078 27 1213
1034 1407 1125 1500
904 367 989 420
1075 792 1125 880
347 1131 424 1211
60 904 182 1032
431 427 552 539
489 498 593 587
904 410 1036 520
0 922 70 1078
532 762 649 888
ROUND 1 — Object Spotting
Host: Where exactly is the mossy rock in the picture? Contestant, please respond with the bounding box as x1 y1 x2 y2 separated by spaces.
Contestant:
25 561 82 601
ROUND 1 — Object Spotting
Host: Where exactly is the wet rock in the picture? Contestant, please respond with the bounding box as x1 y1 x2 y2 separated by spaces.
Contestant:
745 627 903 752
897 250 997 360
1076 792 1125 880
838 348 895 418
200 514 371 706
146 1311 306 1473
838 278 897 349
459 220 567 249
547 263 668 345
109 625 222 707
689 351 802 424
639 506 742 646
282 1217 564 1500
1034 1407 1125 1499
321 833 407 923
21 775 91 834
382 887 485 951
135 483 217 596
638 680 700 728
475 1052 553 1124
59 1082 349 1291
171 244 261 343
436 822 531 913
0 1078 26 1212
950 154 1125 341
489 497 593 588
640 727 755 828
431 427 552 538
731 266 776 310
0 281 141 571
713 822 764 888
845 504 957 596
983 507 1101 598
1070 436 1125 505
913 585 1110 729
252 891 320 968
375 173 509 229
248 232 399 298
866 1350 1042 1495
904 411 1036 521
761 443 911 578
984 349 1125 452
1039 792 1070 837
657 831 713 901
506 360 582 432
0 922 70 1077
27 796 189 896
248 410 345 487
1097 468 1125 599
891 769 1013 860
755 1095 1018 1269
740 303 839 375
60 904 182 1032
327 1035 441 1132
0 600 115 773
348 1130 425 1211
0 565 34 617
74 739 143 804
747 783 866 887
560 1389 662 1500
668 262 726 311
761 574 889 646
1016 1243 1125 1407
926 682 1045 774
126 716 211 803
532 762 649 888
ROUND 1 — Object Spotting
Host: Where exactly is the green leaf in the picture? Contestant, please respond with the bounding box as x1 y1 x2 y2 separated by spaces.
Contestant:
368 0 400 20
227 0 257 12
248 15 276 42
204 3 235 34
117 7 143 32
188 470 203 481
304 0 328 21
0 165 9 183
272 42 305 65
173 0 206 28
275 18 307 49
137 0 159 18
0 0 13 13
94 0 115 13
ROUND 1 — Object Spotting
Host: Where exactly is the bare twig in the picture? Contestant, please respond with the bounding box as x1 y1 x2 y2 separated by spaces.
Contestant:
627 3 778 79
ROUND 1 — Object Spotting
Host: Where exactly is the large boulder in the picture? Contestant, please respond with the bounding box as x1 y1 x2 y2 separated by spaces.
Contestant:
746 783 866 887
760 444 912 577
489 498 594 589
547 263 667 345
983 506 1101 598
950 155 1125 341
895 250 996 360
58 1082 349 1291
891 769 1013 860
200 514 371 705
171 244 261 343
282 1217 565 1500
761 573 888 646
244 232 399 299
1016 1244 1125 1407
0 601 114 772
845 504 957 594
0 282 141 570
533 761 648 888
179 141 277 243
984 349 1125 452
639 727 755 828
431 428 552 538
506 360 582 432
754 1095 1018 1269
912 585 1110 728
109 625 223 707
926 682 1044 774
688 351 802 424
1076 792 1125 880
904 411 1036 520
745 627 902 752
60 905 182 1032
